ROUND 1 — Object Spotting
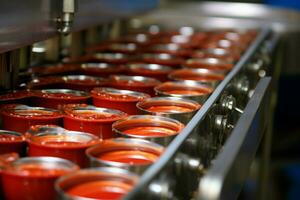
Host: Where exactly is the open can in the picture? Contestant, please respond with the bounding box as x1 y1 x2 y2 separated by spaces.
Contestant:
169 68 225 88
55 167 138 200
1 156 79 200
1 104 63 133
91 87 150 115
63 104 127 139
86 138 163 174
137 96 201 124
0 130 27 156
108 75 161 97
113 115 185 146
32 89 90 109
154 81 213 103
27 126 100 168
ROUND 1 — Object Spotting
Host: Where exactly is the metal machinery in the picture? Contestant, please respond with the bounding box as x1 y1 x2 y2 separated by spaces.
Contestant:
0 0 299 199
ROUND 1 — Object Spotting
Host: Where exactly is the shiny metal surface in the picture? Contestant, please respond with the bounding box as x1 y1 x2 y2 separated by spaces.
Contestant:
0 0 158 53
197 77 271 200
124 27 272 200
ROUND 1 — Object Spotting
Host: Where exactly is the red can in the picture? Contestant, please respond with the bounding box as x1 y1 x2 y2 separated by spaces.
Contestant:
1 104 63 134
32 89 90 109
2 157 79 200
27 127 100 168
91 87 150 115
143 43 193 57
68 53 133 65
183 58 234 71
191 48 241 62
27 64 79 76
63 104 127 139
85 42 139 54
0 90 33 105
0 153 19 199
0 130 27 156
79 63 125 77
26 76 64 89
112 115 185 146
62 75 108 91
169 68 225 88
108 75 161 97
138 53 184 68
127 63 173 82
154 81 213 103
86 138 163 174
56 167 138 200
137 97 201 124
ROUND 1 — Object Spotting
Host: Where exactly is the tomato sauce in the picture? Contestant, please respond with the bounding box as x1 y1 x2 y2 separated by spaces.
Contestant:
146 105 197 113
1 104 63 133
91 88 150 115
79 63 125 77
0 131 27 156
63 105 127 139
2 157 78 200
183 58 233 71
66 180 133 200
97 150 158 165
28 134 99 167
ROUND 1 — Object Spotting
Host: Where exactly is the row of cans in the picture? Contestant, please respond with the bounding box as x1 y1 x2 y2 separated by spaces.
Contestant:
0 27 256 200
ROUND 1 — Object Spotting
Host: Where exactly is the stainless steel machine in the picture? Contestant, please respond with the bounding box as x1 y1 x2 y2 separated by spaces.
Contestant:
0 1 299 199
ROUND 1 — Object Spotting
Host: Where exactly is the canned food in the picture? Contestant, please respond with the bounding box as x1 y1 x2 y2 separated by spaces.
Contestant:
169 68 225 88
137 97 200 124
63 104 127 139
26 76 64 89
154 81 213 103
85 42 139 54
143 43 193 57
0 153 19 198
86 138 163 174
138 53 184 67
0 130 26 156
2 156 79 200
183 58 234 71
108 75 161 96
27 64 79 76
56 167 138 200
1 104 63 133
27 126 100 168
191 48 240 62
114 33 152 45
62 75 108 91
127 63 173 82
113 115 184 146
0 90 33 105
69 53 133 64
91 87 150 115
80 63 125 77
32 89 90 109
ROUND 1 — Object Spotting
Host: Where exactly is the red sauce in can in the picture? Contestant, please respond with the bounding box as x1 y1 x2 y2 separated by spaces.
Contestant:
66 180 133 200
183 58 233 71
146 105 196 113
1 104 63 133
0 131 26 155
155 82 213 96
98 150 158 165
170 69 225 82
28 133 99 167
123 126 177 137
91 88 150 115
0 90 33 104
2 157 78 200
32 89 90 109
108 75 161 96
80 63 125 77
63 104 127 139
26 76 64 89
62 75 108 91
28 64 79 76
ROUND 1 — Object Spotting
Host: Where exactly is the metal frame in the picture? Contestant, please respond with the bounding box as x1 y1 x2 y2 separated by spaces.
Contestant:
125 27 271 200
198 77 271 200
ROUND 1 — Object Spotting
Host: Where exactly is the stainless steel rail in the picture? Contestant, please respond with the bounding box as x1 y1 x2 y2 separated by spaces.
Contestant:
198 77 271 200
124 28 271 200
